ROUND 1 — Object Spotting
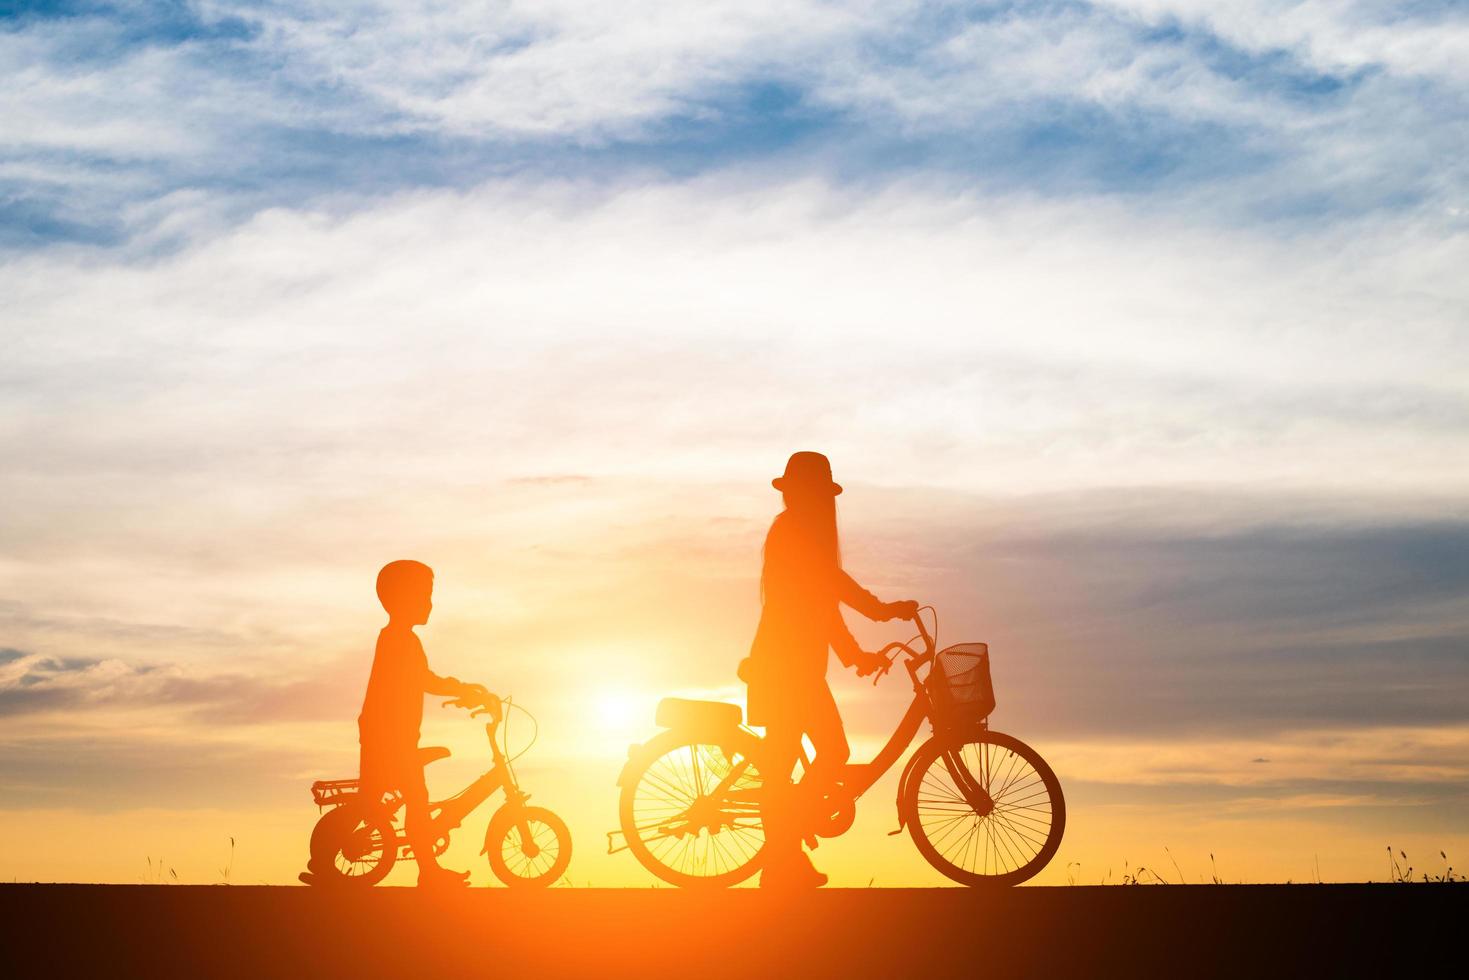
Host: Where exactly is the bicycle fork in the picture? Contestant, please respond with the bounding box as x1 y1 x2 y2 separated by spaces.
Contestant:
485 792 543 859
891 739 996 835
943 749 996 817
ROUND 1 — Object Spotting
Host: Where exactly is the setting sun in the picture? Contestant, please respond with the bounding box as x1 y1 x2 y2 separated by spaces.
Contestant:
592 688 652 740
2 2 1466 975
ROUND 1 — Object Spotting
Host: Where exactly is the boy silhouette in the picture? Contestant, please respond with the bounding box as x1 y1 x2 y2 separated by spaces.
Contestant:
330 559 486 887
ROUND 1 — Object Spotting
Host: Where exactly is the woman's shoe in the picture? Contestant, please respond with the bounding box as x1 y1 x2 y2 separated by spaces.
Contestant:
759 852 828 889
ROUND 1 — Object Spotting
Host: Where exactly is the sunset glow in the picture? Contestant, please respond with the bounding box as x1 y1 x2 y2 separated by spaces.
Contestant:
3 1 1467 893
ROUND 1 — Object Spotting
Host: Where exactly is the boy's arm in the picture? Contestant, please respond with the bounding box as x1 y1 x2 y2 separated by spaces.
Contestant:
409 633 476 699
424 670 469 698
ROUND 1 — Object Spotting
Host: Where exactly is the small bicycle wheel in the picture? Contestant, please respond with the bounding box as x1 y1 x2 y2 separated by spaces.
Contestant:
903 730 1064 887
619 729 767 888
309 801 399 887
485 805 572 887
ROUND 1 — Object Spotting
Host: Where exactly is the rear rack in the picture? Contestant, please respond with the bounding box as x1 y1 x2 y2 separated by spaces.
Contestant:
310 779 360 807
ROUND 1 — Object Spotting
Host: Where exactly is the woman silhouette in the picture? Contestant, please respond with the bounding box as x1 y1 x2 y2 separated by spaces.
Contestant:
743 451 918 887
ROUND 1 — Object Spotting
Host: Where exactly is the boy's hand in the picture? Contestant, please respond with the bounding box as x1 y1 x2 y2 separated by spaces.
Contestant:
458 681 492 706
853 650 889 678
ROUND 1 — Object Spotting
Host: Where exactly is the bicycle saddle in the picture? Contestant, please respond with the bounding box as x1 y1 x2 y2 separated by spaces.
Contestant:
418 746 451 766
655 698 742 731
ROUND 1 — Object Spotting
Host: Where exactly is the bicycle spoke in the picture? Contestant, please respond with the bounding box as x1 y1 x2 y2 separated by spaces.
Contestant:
496 816 564 881
913 738 1058 879
627 738 766 883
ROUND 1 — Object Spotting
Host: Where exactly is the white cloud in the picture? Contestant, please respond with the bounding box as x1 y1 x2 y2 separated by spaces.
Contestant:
6 1 1462 206
4 175 1465 500
1098 0 1469 85
4 2 1466 886
223 0 875 136
1 177 1462 722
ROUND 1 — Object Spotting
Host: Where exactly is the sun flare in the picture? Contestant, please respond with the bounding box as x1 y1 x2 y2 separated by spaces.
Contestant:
592 689 650 737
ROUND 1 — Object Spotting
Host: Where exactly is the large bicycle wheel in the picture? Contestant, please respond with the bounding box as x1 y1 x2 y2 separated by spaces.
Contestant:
485 805 572 887
308 801 399 887
903 730 1064 887
619 729 767 888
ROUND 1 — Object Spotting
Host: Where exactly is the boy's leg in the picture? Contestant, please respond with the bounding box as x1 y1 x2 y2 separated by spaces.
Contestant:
400 768 442 873
402 766 468 885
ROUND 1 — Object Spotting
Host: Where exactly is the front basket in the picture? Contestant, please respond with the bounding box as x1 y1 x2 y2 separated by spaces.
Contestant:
927 642 996 725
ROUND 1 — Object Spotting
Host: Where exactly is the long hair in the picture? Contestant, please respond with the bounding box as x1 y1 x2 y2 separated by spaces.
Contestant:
761 491 841 600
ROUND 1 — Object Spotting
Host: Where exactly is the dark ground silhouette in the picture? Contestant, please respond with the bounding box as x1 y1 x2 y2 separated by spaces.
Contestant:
2 884 1460 977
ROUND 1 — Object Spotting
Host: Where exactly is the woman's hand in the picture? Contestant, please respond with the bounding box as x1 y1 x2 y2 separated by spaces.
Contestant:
853 650 890 678
884 599 920 621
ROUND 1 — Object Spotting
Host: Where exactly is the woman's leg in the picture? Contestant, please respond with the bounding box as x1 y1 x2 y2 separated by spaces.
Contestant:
760 719 805 872
802 683 850 795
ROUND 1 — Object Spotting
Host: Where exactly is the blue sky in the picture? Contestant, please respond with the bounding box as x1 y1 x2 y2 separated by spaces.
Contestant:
4 1 1466 249
1 1 1467 885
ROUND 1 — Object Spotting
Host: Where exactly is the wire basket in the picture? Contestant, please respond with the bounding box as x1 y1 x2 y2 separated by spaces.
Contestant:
927 642 995 727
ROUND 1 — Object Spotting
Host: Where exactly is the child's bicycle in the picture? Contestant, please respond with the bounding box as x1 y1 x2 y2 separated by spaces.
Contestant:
608 608 1064 887
303 690 572 888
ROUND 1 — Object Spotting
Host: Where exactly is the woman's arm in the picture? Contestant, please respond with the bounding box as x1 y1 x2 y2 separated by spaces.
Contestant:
829 608 864 669
830 607 893 677
837 570 917 622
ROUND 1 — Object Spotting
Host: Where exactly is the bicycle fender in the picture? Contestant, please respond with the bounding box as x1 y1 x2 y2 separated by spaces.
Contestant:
891 745 929 833
616 726 748 787
615 742 646 788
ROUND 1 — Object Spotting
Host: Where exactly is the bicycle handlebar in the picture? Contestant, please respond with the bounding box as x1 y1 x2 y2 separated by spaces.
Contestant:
867 606 938 686
911 609 934 655
442 690 503 721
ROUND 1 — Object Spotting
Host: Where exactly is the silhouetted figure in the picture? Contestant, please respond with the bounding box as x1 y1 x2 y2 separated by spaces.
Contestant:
299 561 573 888
743 452 917 888
336 560 486 887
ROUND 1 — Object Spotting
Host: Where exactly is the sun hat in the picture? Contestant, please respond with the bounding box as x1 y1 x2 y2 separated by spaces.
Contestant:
771 451 842 496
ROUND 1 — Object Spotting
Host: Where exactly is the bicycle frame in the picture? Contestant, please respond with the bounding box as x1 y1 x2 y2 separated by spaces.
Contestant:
387 711 534 854
708 614 992 828
796 621 940 802
828 691 930 800
613 607 1042 886
673 647 933 826
427 760 514 840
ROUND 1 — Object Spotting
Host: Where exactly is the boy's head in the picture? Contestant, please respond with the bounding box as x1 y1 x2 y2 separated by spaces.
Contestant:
376 560 433 625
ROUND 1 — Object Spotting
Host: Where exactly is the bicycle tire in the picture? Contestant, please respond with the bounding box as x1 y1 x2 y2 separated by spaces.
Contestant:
619 728 767 888
485 805 572 888
903 730 1064 887
308 801 399 887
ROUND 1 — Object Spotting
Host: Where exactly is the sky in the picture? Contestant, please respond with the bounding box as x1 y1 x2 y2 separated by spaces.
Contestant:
1 0 1467 887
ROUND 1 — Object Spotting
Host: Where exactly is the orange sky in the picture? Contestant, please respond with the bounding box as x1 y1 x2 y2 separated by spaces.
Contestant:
3 0 1469 885
2 462 1466 885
